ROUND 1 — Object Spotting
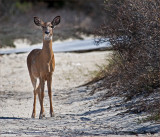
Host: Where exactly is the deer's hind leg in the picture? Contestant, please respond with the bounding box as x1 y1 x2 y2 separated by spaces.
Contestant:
30 76 37 118
47 74 54 117
39 78 45 119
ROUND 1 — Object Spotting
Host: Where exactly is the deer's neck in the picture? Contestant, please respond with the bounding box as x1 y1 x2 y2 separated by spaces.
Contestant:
42 39 54 62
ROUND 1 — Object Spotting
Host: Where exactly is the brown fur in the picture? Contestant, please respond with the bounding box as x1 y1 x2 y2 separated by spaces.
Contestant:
27 16 60 119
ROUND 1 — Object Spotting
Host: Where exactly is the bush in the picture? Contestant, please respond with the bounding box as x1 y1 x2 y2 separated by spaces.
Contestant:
94 0 160 114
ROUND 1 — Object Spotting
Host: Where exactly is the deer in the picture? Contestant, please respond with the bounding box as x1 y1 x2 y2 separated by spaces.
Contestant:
27 16 60 119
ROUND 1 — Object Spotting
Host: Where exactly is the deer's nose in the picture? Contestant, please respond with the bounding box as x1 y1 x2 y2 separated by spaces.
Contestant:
45 31 50 34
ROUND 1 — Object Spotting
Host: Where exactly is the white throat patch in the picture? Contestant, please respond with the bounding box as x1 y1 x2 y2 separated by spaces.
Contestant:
44 34 52 41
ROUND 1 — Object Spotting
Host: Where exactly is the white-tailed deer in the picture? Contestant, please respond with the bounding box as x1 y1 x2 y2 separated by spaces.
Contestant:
27 16 60 119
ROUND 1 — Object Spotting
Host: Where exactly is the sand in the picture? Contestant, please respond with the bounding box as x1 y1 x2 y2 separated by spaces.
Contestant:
0 51 159 136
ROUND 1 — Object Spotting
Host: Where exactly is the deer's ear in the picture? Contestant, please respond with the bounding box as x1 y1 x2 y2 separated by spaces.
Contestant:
34 17 43 26
51 16 60 27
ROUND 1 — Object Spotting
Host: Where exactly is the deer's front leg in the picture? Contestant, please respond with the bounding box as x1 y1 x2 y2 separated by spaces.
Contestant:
39 78 45 119
47 74 54 117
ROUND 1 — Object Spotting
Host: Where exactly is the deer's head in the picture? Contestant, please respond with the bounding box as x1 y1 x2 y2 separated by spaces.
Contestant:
34 16 61 41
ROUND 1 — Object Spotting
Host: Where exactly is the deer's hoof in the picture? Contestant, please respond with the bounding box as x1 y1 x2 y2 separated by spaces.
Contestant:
39 114 43 119
31 113 35 119
50 112 55 117
39 113 45 119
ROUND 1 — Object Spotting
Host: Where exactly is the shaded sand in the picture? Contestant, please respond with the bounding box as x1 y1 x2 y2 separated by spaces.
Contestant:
0 51 159 136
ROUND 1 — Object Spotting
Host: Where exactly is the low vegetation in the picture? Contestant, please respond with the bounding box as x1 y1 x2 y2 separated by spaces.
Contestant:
93 0 160 120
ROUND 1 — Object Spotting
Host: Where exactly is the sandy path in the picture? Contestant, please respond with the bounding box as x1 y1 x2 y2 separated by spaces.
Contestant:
0 52 159 136
0 51 110 91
